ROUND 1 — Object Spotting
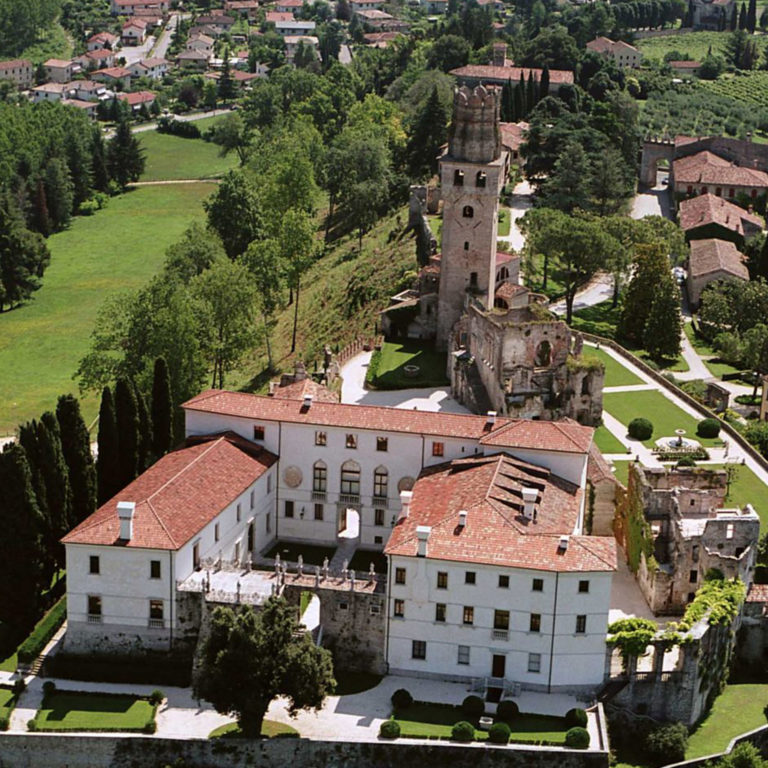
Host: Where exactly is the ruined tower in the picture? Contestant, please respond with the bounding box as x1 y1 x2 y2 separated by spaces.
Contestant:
436 85 508 349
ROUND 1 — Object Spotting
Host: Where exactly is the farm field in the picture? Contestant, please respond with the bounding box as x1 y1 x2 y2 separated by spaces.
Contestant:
139 131 238 181
700 70 768 108
637 30 768 62
0 184 214 434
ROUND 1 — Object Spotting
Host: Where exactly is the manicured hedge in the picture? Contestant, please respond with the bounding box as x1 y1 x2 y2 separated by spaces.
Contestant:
380 720 401 739
45 652 191 687
18 597 67 664
461 695 485 718
488 721 511 744
391 689 413 710
565 726 590 749
565 708 588 728
628 417 653 441
697 418 721 438
496 699 519 723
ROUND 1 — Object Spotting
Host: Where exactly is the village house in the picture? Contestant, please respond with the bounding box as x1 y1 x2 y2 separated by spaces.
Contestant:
275 19 317 36
499 121 529 171
176 49 211 70
122 18 148 45
284 35 319 62
672 149 768 202
61 98 99 117
363 31 402 47
690 0 735 29
87 31 120 51
110 0 169 15
687 238 750 307
678 193 764 247
354 9 409 31
0 59 33 88
196 13 236 31
31 82 70 103
585 37 641 68
189 23 222 39
224 0 261 21
451 63 572 94
92 66 132 90
419 0 450 12
68 79 112 102
44 58 79 83
265 11 296 24
76 48 117 70
128 57 169 80
117 89 156 112
187 33 215 53
275 0 305 12
669 60 701 77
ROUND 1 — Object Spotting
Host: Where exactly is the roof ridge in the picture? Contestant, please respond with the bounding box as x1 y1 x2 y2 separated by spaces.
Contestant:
571 536 615 569
146 497 178 548
146 437 224 505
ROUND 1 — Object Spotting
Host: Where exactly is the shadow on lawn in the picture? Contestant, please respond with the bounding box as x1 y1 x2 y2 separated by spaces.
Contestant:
371 341 449 390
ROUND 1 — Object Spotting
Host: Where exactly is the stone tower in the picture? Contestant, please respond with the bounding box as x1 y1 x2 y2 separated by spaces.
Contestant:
436 85 508 349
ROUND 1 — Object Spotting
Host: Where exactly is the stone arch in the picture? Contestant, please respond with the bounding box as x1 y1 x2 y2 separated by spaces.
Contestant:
494 296 509 310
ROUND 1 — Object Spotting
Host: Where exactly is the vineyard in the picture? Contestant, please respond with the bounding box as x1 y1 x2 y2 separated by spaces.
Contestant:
636 30 738 61
700 71 768 108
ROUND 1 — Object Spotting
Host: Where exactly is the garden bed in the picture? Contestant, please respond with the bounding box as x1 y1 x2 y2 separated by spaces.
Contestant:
32 690 157 733
209 720 299 739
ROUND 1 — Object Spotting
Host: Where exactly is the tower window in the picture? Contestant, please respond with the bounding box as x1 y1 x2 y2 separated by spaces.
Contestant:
469 272 478 288
464 241 469 251
454 169 464 186
462 205 474 218
476 171 487 188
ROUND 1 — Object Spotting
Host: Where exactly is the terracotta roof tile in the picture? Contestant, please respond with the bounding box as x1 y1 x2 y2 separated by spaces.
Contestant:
679 193 762 236
450 64 573 85
688 238 749 280
499 122 529 151
62 435 276 550
674 151 768 188
587 443 621 486
270 379 339 403
747 583 768 602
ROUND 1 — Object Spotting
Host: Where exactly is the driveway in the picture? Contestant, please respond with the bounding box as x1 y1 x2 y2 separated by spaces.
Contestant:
631 171 672 220
549 272 614 317
502 179 534 252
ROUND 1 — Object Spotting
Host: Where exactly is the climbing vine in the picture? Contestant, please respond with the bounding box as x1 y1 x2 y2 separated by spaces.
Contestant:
616 465 655 574
607 618 658 660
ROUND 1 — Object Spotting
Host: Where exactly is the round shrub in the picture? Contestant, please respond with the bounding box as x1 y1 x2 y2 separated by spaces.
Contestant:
149 689 165 706
565 727 590 749
697 418 721 439
0 716 9 731
565 708 588 728
452 720 475 742
379 720 401 739
644 722 688 766
496 699 519 724
676 457 696 467
27 719 38 732
391 688 413 710
143 720 157 734
42 681 56 696
488 721 511 744
628 418 653 441
461 695 485 718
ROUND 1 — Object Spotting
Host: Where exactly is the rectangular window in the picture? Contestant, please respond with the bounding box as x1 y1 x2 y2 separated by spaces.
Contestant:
689 570 698 584
394 598 404 618
234 541 240 563
285 500 294 518
374 535 383 544
374 508 385 526
437 571 448 589
578 580 589 593
498 575 509 588
267 474 272 494
494 610 510 630
313 464 327 492
345 433 357 449
250 490 255 509
432 441 444 457
150 599 164 620
87 595 102 616
340 465 360 495
314 503 324 521
465 571 476 585
532 578 544 592
530 613 541 633
395 567 406 585
435 603 446 622
315 431 326 446
193 542 200 570
463 606 474 625
89 555 100 575
376 436 388 451
528 653 541 673
457 645 470 665
412 640 426 660
214 522 220 542
576 615 586 634
236 503 242 523
150 560 161 579
373 470 388 499
253 425 265 441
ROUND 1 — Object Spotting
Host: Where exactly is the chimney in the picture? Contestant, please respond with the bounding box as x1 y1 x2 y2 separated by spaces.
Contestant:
117 501 135 541
522 487 537 520
416 525 431 557
458 509 468 528
492 42 507 67
399 490 413 520
558 535 569 551
303 393 313 409
486 410 497 425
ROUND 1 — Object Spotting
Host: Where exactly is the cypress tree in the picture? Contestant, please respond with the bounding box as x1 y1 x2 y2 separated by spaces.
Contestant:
56 394 97 526
107 115 146 189
513 81 524 121
526 71 536 114
748 0 756 31
97 386 120 505
501 78 513 122
44 157 74 232
91 126 110 192
151 357 173 460
406 85 450 178
135 384 153 473
18 419 47 515
730 6 738 30
0 444 47 630
38 413 73 569
739 2 747 29
33 177 51 236
539 65 550 100
114 378 140 488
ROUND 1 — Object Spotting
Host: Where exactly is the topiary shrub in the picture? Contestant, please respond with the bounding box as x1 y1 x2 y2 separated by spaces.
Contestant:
628 418 653 441
143 719 157 734
379 720 401 739
488 721 511 744
565 727 590 749
565 708 588 728
149 689 165 706
452 721 475 742
42 681 56 696
391 689 413 710
697 418 720 439
461 695 485 718
496 699 519 723
644 722 688 766
27 719 38 732
676 456 696 467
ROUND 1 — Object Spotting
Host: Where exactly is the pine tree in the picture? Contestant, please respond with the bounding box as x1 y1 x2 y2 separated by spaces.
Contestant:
643 278 682 362
134 384 153 473
43 157 74 231
406 85 450 178
56 394 97 526
66 135 93 210
91 126 110 192
97 386 120 505
0 444 47 629
526 71 536 114
151 357 173 460
107 115 146 190
539 141 591 213
218 47 236 101
114 378 140 488
33 177 51 236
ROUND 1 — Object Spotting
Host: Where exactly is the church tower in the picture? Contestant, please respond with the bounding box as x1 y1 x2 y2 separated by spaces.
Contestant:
436 85 508 349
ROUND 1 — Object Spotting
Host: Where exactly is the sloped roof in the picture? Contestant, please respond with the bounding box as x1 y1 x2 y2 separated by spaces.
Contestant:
270 378 339 404
679 193 763 237
688 238 749 280
385 453 616 572
450 64 574 85
499 121 529 151
674 151 768 188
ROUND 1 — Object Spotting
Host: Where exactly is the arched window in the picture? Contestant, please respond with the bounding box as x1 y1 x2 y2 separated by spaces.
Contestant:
497 265 509 282
476 171 487 188
494 296 509 310
454 169 464 186
373 466 388 500
534 340 551 367
340 460 361 496
313 461 327 492
463 205 474 218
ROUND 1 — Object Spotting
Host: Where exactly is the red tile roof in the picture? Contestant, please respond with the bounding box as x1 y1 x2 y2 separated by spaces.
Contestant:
0 59 31 70
450 64 573 85
385 454 616 572
183 390 594 452
669 60 701 68
266 11 295 21
674 151 768 188
495 282 527 301
63 435 276 550
93 66 132 78
747 583 768 602
688 238 749 280
679 193 763 237
270 378 339 403
117 90 156 105
587 443 621 487
499 121 529 151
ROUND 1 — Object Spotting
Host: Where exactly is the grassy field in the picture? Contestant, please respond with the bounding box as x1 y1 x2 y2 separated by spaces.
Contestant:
0 687 16 720
586 346 643 388
637 30 768 62
209 720 299 738
707 463 768 525
367 341 449 389
498 208 511 237
191 113 231 132
687 684 768 758
0 183 214 433
595 425 628 453
139 132 238 181
603 390 723 448
35 691 155 731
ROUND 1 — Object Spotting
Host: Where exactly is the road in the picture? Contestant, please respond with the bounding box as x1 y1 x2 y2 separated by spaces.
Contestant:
631 170 672 220
120 12 178 65
338 44 352 64
502 178 533 251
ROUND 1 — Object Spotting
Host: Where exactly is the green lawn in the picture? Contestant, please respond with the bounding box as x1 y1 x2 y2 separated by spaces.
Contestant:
0 183 215 433
0 687 16 720
209 720 299 739
139 131 238 181
687 684 768 758
684 323 741 379
595 425 628 454
586 346 643 388
603 390 722 448
35 691 155 732
394 703 569 743
611 460 632 487
498 208 511 237
191 113 231 132
637 30 768 62
367 341 449 389
707 463 768 526
264 542 337 567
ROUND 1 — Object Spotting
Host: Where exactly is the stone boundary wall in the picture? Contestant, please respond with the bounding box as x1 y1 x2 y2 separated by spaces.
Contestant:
0 734 611 768
580 332 768 476
663 723 768 768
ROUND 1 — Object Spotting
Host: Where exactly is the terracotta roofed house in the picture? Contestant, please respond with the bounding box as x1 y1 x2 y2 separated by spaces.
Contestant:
673 150 768 200
0 59 33 88
687 238 750 307
499 121 529 169
450 64 573 94
88 31 120 51
586 36 641 68
678 193 764 246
